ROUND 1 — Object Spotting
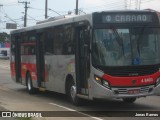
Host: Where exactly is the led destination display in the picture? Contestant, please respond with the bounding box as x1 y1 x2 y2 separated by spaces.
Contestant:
102 14 152 23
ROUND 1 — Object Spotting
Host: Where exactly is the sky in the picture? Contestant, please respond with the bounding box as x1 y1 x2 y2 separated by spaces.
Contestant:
0 0 160 33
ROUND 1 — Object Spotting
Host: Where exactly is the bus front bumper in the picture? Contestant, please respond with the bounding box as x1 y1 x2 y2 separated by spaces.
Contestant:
93 82 160 99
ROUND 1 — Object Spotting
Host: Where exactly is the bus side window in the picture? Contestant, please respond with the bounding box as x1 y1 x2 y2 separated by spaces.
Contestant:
45 29 54 55
63 25 74 55
54 27 64 55
29 36 36 55
11 36 15 55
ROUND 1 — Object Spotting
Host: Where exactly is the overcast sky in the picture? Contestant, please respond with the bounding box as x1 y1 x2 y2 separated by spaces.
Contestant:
0 0 160 33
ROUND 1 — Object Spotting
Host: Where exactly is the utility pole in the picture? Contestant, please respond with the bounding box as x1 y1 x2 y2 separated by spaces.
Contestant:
129 0 131 9
18 1 30 27
124 0 128 10
45 0 48 19
0 4 3 22
75 0 78 15
0 4 3 32
135 0 138 9
138 0 141 10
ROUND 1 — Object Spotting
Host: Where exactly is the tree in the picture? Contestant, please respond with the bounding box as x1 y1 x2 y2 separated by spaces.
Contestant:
0 32 10 43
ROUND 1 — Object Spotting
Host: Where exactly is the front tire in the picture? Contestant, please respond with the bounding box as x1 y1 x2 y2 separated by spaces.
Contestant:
123 98 136 103
67 80 82 106
26 73 36 94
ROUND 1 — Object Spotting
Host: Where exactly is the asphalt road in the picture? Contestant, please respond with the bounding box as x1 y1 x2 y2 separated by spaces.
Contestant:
0 59 159 120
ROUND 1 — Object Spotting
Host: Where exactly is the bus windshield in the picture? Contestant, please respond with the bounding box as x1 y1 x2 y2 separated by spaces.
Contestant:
92 27 160 66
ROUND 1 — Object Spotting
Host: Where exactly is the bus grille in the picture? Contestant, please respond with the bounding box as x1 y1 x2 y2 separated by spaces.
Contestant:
112 85 154 95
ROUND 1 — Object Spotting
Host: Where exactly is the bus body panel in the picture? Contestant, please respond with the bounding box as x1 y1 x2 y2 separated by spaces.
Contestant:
17 54 76 94
21 55 37 86
43 55 75 93
10 56 16 81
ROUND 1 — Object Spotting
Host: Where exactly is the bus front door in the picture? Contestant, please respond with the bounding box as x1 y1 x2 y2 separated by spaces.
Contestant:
76 26 90 96
15 36 21 83
36 33 45 88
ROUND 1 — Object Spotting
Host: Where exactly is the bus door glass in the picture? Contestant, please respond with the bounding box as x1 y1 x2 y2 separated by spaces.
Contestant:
36 32 45 87
76 25 90 95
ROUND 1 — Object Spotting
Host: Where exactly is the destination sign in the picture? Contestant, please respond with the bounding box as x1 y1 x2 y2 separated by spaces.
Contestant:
102 14 152 23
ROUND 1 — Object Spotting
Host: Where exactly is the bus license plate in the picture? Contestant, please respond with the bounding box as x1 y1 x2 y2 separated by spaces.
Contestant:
128 89 140 94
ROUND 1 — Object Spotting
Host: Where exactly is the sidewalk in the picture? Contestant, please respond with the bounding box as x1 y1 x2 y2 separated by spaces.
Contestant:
0 59 10 69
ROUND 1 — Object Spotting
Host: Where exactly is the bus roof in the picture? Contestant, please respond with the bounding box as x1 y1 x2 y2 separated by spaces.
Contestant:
10 10 157 34
10 13 92 34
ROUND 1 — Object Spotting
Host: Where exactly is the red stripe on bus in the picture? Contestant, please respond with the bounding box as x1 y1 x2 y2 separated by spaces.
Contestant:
10 62 16 77
10 62 48 81
102 72 159 87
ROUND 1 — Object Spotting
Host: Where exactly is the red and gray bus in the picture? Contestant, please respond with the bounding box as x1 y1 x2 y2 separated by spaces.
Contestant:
10 10 160 105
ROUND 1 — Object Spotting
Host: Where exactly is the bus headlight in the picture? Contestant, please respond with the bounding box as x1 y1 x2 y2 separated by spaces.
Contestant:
94 75 102 84
94 75 110 89
102 80 110 89
156 77 160 86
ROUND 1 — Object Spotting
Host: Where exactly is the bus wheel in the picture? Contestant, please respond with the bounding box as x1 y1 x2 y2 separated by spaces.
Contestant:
27 73 36 94
123 98 136 103
68 81 82 106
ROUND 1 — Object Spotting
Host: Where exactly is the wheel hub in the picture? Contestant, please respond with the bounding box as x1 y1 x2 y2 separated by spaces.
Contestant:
27 78 31 90
70 85 76 100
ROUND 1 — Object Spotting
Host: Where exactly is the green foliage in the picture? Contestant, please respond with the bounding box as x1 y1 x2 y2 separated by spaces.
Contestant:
0 32 10 42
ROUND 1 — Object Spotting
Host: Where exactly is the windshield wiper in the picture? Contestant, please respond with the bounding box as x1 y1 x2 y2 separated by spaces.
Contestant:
136 26 146 55
111 28 123 46
111 28 124 55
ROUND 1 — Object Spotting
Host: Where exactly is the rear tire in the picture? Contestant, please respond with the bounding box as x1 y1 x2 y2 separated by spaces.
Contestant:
26 73 36 94
123 98 136 103
67 80 82 106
